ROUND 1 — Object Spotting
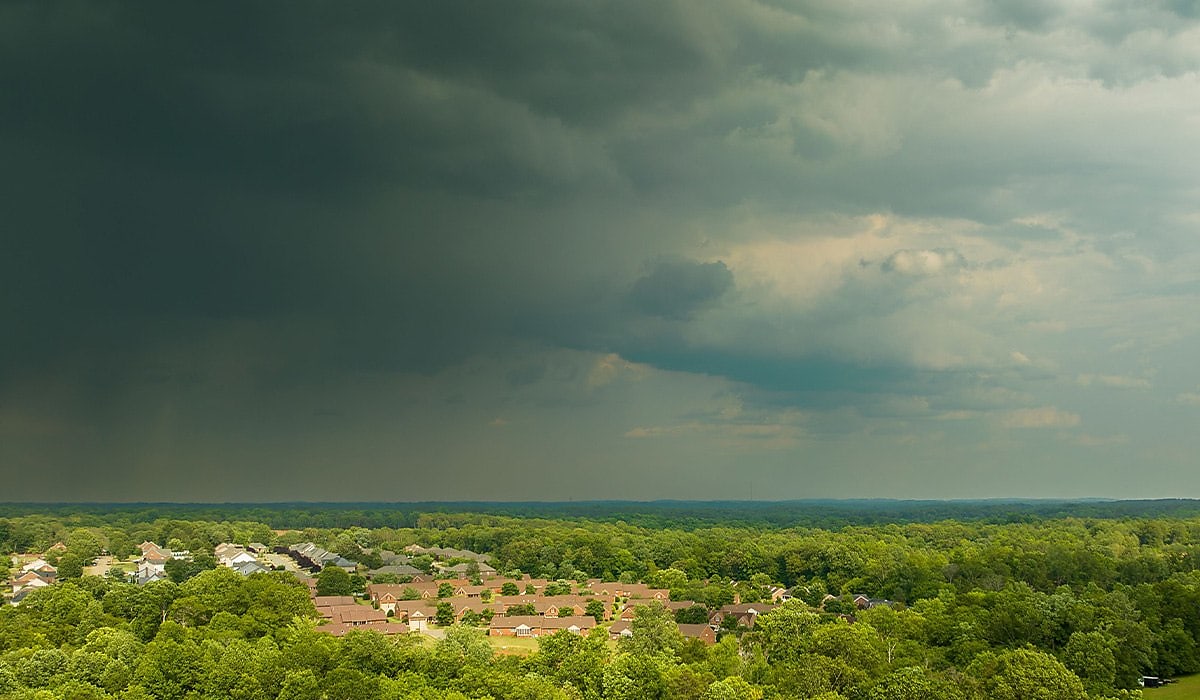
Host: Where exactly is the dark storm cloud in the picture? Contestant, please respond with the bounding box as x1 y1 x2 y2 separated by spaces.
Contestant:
0 4 600 393
0 0 1182 366
629 260 734 320
0 1 722 196
5 0 1200 499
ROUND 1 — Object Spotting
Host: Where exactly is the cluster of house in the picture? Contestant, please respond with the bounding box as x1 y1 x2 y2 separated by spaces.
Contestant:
7 546 62 605
133 540 193 584
403 545 491 561
366 560 425 579
312 594 410 637
214 543 271 577
345 566 872 641
847 594 894 609
8 536 889 648
353 574 767 644
608 600 777 645
402 545 497 576
283 542 356 572
361 548 426 578
282 542 497 580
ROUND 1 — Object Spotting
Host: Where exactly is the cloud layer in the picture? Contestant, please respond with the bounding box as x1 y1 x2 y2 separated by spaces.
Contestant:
3 0 1200 499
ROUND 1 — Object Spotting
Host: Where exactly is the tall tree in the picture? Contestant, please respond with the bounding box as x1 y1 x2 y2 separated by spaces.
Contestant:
316 566 353 597
619 603 683 660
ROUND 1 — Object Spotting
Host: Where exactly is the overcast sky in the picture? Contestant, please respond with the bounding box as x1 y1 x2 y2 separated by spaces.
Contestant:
5 1 1200 501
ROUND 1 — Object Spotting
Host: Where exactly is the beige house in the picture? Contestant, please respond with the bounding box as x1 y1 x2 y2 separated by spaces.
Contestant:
488 615 596 638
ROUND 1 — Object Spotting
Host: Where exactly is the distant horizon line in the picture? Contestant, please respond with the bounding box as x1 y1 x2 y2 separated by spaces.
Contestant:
2 497 1198 506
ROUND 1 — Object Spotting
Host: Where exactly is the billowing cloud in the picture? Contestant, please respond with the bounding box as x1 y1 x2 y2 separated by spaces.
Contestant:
882 249 967 276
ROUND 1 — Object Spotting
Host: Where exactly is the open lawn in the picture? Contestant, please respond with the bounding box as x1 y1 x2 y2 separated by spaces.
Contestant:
1146 674 1200 699
489 636 540 655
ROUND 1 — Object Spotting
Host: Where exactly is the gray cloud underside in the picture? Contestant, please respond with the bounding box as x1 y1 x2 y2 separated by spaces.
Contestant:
4 0 1200 498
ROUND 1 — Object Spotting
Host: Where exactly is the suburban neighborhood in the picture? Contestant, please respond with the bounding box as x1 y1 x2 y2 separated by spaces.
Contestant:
4 535 877 655
1 503 1192 699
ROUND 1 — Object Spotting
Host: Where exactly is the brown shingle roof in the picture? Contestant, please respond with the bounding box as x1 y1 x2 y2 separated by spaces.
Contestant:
489 615 596 631
318 621 409 637
313 595 358 608
325 605 388 624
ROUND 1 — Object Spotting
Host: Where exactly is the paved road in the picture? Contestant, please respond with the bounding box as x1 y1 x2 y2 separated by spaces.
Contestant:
84 555 115 577
262 552 302 572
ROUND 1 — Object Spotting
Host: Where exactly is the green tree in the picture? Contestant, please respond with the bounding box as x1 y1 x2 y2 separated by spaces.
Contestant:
11 647 69 688
321 667 379 700
867 667 958 700
278 619 340 677
167 567 248 628
809 619 885 678
1061 630 1117 693
134 626 204 700
316 565 353 597
544 580 572 596
603 653 669 700
67 528 104 562
823 597 856 615
586 599 607 623
277 670 321 700
704 676 763 700
501 582 519 596
432 624 493 677
858 605 925 666
750 601 821 665
338 629 406 677
650 568 689 591
675 605 709 625
200 638 278 700
970 648 1087 700
57 553 85 579
436 601 455 626
162 558 193 584
410 554 434 573
619 603 683 660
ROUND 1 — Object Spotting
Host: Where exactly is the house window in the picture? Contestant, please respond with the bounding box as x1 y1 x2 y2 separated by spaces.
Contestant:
516 626 531 637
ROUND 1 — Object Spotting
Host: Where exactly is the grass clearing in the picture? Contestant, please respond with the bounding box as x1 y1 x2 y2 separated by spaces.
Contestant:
489 636 540 655
1146 674 1200 699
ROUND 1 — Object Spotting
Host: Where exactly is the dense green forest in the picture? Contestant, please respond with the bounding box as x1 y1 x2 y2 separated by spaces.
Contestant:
5 499 1200 530
4 501 1200 699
